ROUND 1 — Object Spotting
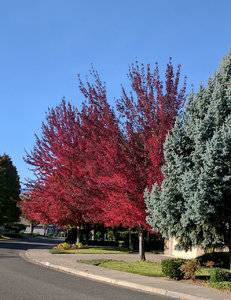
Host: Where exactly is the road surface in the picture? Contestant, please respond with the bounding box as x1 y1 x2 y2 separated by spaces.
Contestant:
0 238 174 300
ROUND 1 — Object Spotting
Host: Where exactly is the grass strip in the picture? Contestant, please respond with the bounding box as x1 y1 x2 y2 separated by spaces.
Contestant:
49 247 129 255
208 281 231 290
80 259 165 277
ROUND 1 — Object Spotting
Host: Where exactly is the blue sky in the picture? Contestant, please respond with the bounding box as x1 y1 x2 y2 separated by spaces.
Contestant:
0 0 230 184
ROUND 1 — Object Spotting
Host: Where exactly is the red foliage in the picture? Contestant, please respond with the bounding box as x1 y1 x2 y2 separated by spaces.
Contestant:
22 100 102 226
78 70 143 227
117 60 186 188
22 61 185 230
115 60 186 228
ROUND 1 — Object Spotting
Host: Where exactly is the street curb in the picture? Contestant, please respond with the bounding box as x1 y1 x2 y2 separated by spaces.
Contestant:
20 251 214 300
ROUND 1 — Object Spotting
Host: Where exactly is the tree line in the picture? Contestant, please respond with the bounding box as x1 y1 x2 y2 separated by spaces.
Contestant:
21 60 185 260
21 51 231 262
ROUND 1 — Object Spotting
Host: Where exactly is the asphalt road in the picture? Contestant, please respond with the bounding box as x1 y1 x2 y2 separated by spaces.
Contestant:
0 238 174 300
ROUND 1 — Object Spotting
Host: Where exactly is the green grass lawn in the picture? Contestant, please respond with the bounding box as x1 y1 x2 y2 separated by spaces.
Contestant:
197 267 230 277
209 281 231 290
196 267 213 277
79 259 231 282
50 246 231 291
197 268 231 291
49 247 129 255
80 259 164 277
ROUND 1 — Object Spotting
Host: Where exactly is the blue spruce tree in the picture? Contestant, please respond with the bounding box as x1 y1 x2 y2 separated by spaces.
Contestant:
145 51 231 266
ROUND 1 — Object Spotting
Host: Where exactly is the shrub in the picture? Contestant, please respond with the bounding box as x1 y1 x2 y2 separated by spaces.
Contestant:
210 268 230 283
56 242 71 250
75 242 88 249
206 260 215 268
197 252 229 268
161 259 185 280
180 259 200 280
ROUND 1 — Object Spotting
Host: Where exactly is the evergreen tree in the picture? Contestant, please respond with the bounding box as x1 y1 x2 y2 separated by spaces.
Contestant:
145 52 231 256
0 154 21 225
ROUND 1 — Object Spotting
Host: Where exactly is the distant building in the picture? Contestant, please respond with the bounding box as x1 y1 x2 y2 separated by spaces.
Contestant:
164 238 204 259
20 216 65 237
165 238 228 259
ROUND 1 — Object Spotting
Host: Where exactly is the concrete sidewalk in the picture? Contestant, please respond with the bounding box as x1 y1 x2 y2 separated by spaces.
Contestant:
22 249 230 300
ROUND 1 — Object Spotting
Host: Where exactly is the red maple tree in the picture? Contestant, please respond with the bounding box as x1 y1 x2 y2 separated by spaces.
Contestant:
117 60 186 259
78 70 144 228
22 60 185 260
22 100 102 227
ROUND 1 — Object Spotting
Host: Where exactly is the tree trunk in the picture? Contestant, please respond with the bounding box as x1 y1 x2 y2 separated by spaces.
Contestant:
84 224 90 245
101 227 105 242
92 228 96 241
43 225 47 237
65 226 77 243
30 223 34 235
113 228 119 242
146 231 150 251
228 244 231 272
138 228 146 261
76 226 80 243
128 229 133 252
